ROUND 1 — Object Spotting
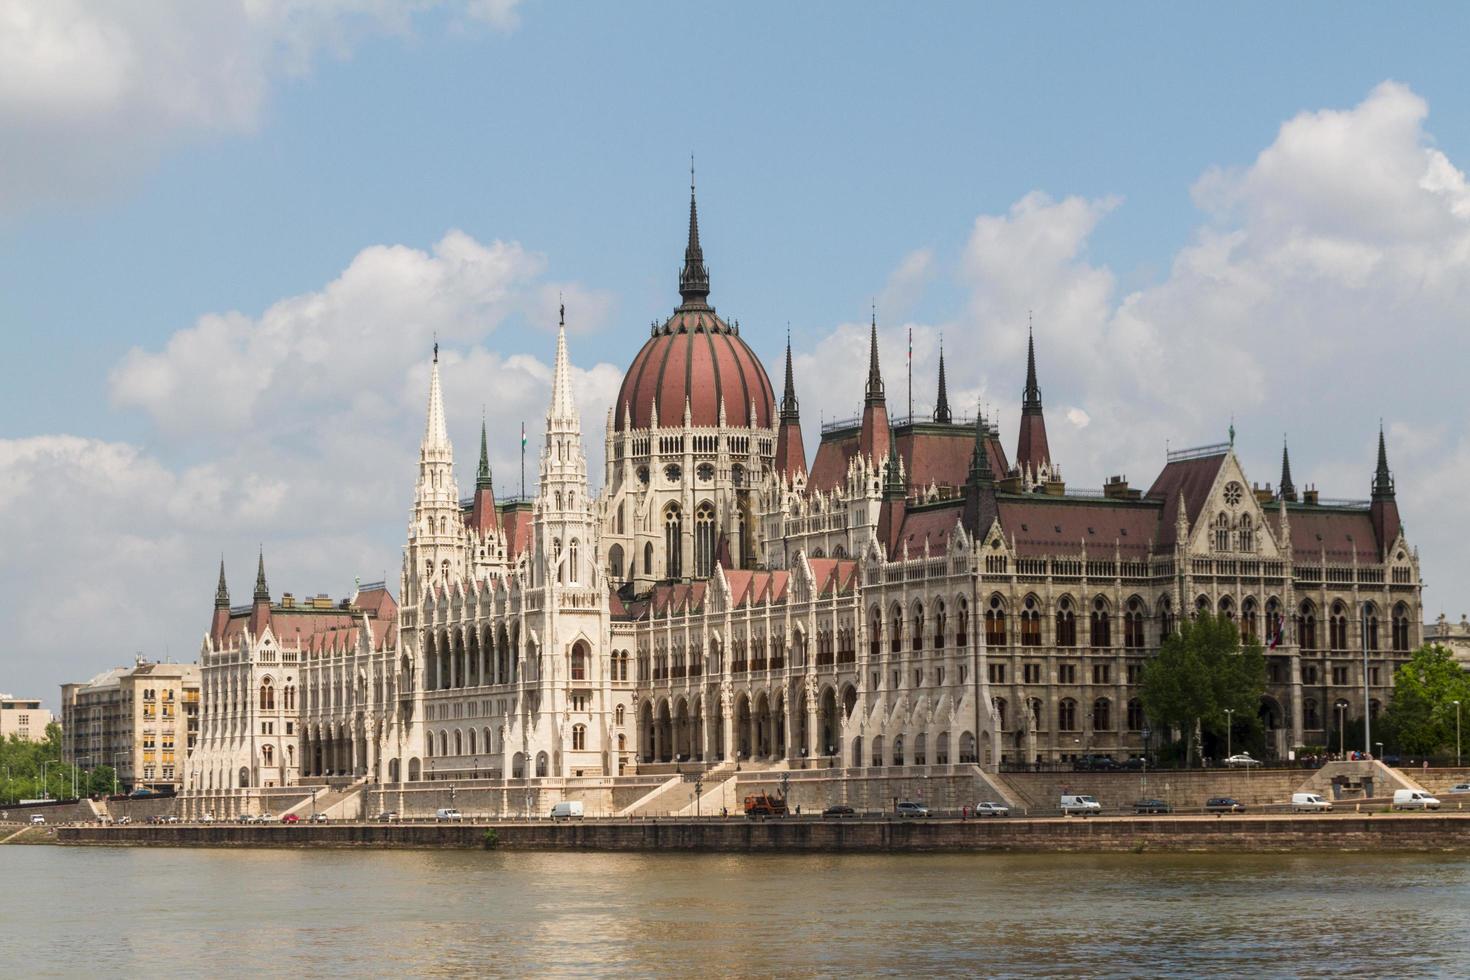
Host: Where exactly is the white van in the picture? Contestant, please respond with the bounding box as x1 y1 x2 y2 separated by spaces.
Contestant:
1060 794 1102 816
434 807 464 821
550 801 585 821
1392 790 1440 811
1291 793 1332 813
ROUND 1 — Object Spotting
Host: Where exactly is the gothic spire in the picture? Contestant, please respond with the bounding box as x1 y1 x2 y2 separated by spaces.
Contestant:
780 328 799 420
477 417 493 491
1373 422 1394 499
865 307 885 404
214 558 230 609
678 160 710 308
548 309 578 424
423 346 449 451
933 339 952 424
253 548 270 602
1279 437 1296 501
1022 317 1042 411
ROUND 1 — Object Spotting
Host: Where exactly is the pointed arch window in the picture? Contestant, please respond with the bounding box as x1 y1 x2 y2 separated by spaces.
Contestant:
1298 601 1317 651
664 505 683 579
1090 598 1111 648
1238 516 1253 553
985 596 1007 647
694 502 716 578
568 539 580 584
1392 603 1411 652
1123 597 1145 649
1056 597 1077 647
1021 596 1042 646
1330 603 1348 650
1214 512 1230 552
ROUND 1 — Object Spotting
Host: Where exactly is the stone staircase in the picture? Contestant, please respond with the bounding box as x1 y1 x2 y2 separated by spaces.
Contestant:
283 777 368 820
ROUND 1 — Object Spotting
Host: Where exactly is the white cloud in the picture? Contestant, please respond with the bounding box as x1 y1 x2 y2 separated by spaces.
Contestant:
109 229 614 439
0 0 524 215
1066 408 1090 429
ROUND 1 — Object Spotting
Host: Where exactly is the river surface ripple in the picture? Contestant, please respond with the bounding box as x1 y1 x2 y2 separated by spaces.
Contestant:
2 847 1468 977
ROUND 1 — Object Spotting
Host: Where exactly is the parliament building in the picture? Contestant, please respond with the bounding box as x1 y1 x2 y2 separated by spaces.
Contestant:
183 185 1424 815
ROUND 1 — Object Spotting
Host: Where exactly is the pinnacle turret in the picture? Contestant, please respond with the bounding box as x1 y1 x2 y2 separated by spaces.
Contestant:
214 559 229 609
1279 438 1297 502
780 330 799 420
253 548 269 602
1373 422 1394 499
865 309 885 404
968 407 994 485
1022 321 1042 411
477 418 493 491
934 341 952 424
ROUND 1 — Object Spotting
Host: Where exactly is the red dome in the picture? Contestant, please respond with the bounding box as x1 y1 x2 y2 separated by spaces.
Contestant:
615 308 776 430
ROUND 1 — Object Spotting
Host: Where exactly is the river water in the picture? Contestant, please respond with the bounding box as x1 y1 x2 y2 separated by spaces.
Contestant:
3 847 1468 977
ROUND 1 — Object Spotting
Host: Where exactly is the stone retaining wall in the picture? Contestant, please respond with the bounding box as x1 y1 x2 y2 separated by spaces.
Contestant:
55 813 1470 853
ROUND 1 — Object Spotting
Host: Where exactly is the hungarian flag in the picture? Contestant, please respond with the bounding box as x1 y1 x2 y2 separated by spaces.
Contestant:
1268 618 1283 650
521 422 526 451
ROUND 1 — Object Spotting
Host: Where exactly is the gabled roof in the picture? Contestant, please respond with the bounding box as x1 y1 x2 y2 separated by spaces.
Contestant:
1146 451 1227 549
893 502 966 558
805 558 859 597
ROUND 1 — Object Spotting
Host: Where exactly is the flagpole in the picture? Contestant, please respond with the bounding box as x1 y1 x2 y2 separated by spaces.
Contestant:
520 421 526 499
907 325 912 422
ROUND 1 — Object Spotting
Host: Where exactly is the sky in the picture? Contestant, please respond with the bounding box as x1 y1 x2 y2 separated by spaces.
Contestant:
4 1 1470 707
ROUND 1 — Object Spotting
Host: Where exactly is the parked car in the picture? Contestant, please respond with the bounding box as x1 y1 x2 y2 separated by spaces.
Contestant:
1118 757 1147 771
198 813 215 824
1073 755 1119 772
1392 790 1441 811
1133 798 1172 815
1205 797 1246 813
29 814 45 825
1224 753 1263 768
163 814 179 823
895 801 930 818
258 813 275 823
116 815 132 825
434 808 464 822
972 802 1010 817
281 813 300 824
1291 793 1333 813
376 811 399 823
310 812 329 823
822 804 857 818
1060 794 1102 816
1446 783 1470 795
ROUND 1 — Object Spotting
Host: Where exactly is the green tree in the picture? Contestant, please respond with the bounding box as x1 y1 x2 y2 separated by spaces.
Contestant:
89 765 118 797
1379 645 1470 756
1140 611 1267 767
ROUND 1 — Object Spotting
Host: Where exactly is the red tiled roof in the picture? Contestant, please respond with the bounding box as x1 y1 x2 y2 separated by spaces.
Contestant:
501 506 534 558
1271 507 1381 564
996 496 1161 558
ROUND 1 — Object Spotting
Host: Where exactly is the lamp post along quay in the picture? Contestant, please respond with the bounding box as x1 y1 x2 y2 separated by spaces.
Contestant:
1455 700 1462 768
1361 601 1372 758
1224 708 1234 761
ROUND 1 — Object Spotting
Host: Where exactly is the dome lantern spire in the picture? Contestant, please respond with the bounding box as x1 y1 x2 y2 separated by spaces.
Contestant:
678 158 711 309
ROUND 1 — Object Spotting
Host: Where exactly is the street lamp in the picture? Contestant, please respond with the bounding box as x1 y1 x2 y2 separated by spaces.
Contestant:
1336 701 1348 757
1454 700 1462 768
1224 708 1235 761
